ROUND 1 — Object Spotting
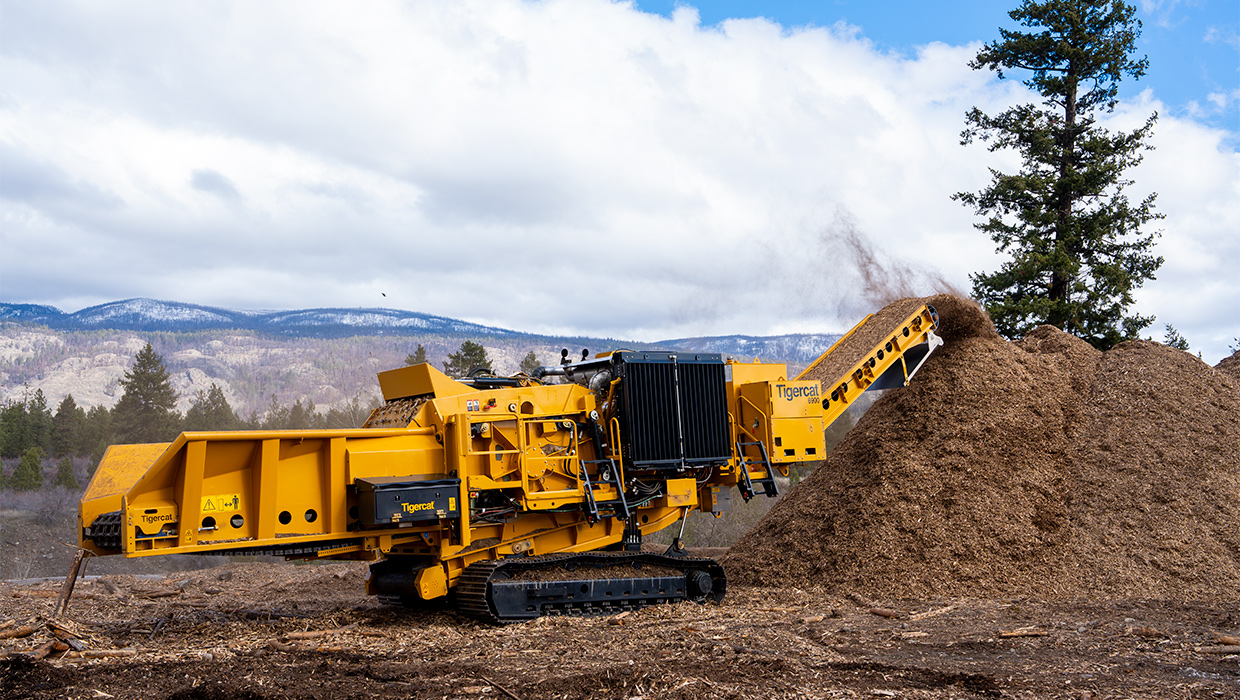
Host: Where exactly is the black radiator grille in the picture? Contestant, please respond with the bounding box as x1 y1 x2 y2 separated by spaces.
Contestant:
618 352 730 471
677 361 730 463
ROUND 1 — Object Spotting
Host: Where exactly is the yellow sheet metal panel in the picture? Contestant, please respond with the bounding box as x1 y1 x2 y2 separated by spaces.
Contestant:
664 478 698 507
737 382 771 440
769 416 826 463
346 445 446 482
79 443 172 553
727 360 787 387
82 443 170 503
377 363 474 401
768 380 823 419
133 504 178 537
416 566 449 599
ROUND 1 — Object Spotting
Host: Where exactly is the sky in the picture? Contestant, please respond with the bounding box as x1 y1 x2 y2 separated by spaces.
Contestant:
1 1 1237 362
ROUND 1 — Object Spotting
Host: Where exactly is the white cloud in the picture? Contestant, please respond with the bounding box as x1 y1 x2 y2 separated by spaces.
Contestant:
0 0 1236 362
1202 24 1240 50
1139 0 1201 29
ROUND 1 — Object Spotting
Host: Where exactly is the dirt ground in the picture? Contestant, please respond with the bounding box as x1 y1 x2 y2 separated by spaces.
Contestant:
2 560 1237 700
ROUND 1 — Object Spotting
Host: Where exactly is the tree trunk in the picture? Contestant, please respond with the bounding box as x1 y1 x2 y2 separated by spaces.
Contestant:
1049 59 1079 328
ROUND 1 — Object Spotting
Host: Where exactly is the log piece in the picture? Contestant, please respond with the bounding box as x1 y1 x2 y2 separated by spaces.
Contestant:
0 626 34 640
284 623 358 640
24 641 58 660
998 628 1049 639
82 648 138 658
268 640 302 653
1194 645 1240 655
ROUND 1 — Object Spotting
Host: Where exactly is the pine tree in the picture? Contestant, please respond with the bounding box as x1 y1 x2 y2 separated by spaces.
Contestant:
112 343 181 443
80 404 113 457
956 0 1163 350
51 394 87 457
261 394 290 430
442 340 492 378
12 446 44 491
1162 325 1190 351
24 389 53 454
323 394 375 429
184 384 241 431
54 457 78 489
518 351 541 375
88 442 108 477
405 344 428 365
0 400 27 459
287 399 314 430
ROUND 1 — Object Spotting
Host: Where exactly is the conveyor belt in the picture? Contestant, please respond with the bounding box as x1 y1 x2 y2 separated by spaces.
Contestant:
797 302 941 426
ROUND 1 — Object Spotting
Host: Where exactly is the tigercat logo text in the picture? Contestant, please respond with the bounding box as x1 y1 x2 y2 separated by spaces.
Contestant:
776 384 819 402
140 513 176 525
401 502 435 514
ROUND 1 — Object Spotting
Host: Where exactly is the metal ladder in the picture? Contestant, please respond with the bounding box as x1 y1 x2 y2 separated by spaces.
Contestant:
735 439 780 501
579 418 631 525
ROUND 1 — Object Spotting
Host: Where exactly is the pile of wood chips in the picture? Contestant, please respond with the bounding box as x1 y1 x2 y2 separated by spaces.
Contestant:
725 294 1240 600
1216 349 1240 382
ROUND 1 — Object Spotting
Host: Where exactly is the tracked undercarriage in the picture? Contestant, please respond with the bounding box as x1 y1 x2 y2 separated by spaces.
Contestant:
451 550 726 622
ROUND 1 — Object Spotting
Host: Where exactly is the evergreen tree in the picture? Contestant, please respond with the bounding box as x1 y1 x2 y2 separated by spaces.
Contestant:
112 343 181 443
323 394 375 429
956 0 1162 350
51 394 87 457
261 394 290 430
88 441 108 477
54 457 78 489
184 384 241 431
405 344 428 365
1162 324 1190 351
287 399 314 430
24 389 53 454
0 399 27 459
518 351 541 375
80 404 113 457
442 340 492 378
12 446 44 491
0 390 52 458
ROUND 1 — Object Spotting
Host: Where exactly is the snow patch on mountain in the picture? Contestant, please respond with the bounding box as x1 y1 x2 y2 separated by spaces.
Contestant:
75 299 237 325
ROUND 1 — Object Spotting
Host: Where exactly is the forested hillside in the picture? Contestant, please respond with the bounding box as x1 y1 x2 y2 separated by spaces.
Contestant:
0 325 587 416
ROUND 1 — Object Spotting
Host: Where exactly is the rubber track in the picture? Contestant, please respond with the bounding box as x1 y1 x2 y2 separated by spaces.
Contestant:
455 551 726 623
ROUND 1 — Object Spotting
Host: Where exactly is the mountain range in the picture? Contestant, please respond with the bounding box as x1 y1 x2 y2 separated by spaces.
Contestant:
0 298 516 338
0 298 842 364
1 299 845 414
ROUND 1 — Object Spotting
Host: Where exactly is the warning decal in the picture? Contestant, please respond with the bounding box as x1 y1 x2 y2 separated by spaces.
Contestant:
201 494 242 513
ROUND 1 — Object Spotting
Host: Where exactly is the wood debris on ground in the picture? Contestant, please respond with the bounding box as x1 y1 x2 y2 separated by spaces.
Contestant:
2 561 1234 698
